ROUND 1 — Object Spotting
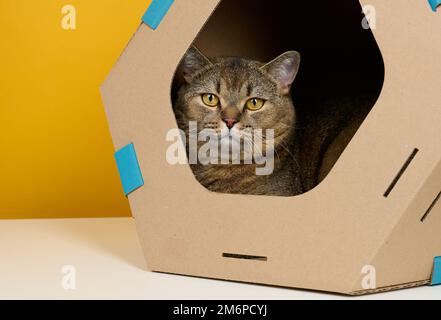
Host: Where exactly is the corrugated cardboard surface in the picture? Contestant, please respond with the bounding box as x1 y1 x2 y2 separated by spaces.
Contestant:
101 0 441 294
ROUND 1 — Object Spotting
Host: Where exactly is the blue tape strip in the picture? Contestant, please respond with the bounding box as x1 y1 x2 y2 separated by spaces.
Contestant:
115 143 144 196
431 256 441 285
142 0 174 30
429 0 441 11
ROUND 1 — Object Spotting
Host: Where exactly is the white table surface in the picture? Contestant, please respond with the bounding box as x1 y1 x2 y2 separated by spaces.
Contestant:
0 217 439 300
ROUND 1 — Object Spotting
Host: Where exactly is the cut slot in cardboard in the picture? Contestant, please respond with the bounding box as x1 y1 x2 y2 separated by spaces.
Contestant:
100 0 441 295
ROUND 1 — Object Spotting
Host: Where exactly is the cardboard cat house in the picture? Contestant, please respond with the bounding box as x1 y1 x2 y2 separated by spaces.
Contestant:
100 0 441 295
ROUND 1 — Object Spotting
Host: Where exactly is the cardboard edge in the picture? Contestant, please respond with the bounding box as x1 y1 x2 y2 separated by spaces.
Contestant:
149 269 355 296
149 267 430 296
350 279 430 296
100 23 144 94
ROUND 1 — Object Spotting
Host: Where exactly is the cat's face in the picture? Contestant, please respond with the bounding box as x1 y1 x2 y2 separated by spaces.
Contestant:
176 47 300 155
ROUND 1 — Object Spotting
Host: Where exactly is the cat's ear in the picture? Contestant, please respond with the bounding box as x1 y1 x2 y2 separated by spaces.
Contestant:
261 51 300 95
180 46 212 83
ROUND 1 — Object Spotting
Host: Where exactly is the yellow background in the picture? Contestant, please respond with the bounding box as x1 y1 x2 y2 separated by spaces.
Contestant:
0 0 151 219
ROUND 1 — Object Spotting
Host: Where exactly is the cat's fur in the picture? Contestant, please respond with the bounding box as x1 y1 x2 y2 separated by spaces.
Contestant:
173 46 304 196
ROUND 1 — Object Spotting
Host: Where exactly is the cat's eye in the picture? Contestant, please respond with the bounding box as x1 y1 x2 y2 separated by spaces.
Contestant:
202 93 219 107
246 98 265 111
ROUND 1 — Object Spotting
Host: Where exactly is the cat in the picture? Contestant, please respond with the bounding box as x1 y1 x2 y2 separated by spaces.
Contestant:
173 46 304 196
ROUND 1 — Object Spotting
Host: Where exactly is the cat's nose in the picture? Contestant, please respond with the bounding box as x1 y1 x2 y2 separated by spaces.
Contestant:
222 118 238 129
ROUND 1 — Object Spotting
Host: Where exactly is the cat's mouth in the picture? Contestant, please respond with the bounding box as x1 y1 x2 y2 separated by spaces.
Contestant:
189 123 275 168
219 127 241 142
219 134 241 152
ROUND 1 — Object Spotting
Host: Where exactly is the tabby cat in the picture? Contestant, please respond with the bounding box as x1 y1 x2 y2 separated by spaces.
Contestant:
173 46 304 196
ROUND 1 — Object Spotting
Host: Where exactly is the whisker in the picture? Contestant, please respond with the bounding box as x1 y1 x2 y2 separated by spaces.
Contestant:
276 140 301 171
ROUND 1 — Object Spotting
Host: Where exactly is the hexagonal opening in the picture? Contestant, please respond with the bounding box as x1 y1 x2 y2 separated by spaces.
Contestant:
171 0 384 196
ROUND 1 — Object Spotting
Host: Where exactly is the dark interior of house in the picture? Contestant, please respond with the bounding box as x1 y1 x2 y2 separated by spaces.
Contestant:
171 0 385 192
